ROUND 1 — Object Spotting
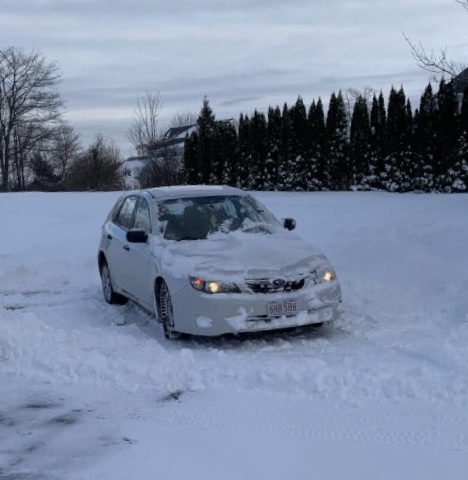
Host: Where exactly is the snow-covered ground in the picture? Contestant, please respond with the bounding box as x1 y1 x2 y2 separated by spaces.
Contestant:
1 190 468 480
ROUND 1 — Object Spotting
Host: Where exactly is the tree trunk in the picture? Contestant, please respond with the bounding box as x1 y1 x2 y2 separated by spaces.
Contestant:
1 136 10 192
1 164 8 192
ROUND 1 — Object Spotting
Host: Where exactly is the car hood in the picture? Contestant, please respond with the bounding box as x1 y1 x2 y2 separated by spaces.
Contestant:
159 229 328 282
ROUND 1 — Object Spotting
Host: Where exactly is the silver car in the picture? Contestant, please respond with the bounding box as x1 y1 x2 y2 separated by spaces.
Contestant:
98 185 341 339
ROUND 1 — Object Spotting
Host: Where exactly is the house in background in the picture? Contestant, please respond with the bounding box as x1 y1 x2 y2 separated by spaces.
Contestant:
147 119 235 156
148 124 197 157
120 124 197 188
121 119 235 188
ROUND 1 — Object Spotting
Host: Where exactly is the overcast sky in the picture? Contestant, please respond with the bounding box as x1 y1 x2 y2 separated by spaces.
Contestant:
1 0 467 156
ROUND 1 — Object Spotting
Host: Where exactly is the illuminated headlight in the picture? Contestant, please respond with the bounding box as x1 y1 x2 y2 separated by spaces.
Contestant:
315 265 336 283
189 277 241 294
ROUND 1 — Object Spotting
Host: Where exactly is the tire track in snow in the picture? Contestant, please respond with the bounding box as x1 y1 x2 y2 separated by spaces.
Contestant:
115 390 468 453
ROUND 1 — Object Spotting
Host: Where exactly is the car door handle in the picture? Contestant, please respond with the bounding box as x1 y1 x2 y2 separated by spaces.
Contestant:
107 234 113 240
123 245 130 251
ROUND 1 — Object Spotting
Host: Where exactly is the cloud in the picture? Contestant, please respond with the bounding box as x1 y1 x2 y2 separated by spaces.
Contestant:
2 0 466 152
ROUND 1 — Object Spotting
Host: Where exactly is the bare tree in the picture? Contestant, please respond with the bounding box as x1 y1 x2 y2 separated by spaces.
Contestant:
137 147 184 188
0 47 63 191
29 150 58 191
344 87 375 122
9 121 80 191
50 122 81 185
127 91 163 155
169 112 197 128
12 121 55 190
405 0 467 77
66 134 123 191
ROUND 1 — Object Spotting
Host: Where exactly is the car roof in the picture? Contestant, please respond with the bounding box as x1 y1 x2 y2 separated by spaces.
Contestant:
142 185 248 201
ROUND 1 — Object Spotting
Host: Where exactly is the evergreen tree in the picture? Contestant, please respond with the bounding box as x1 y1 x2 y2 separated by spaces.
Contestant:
413 83 436 191
350 95 371 189
248 110 268 190
184 131 199 184
237 113 251 188
308 99 327 190
433 79 459 191
384 87 412 191
452 85 468 192
215 121 238 186
278 103 292 190
183 82 468 194
196 97 216 184
368 92 387 189
29 151 59 190
289 96 310 190
399 98 415 191
326 91 350 190
266 106 282 190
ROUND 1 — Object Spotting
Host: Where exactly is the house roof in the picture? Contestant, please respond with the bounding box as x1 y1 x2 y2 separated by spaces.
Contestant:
163 124 197 140
144 119 235 154
145 124 197 153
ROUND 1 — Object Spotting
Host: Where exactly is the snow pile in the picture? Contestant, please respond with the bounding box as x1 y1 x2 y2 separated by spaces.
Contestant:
1 307 205 394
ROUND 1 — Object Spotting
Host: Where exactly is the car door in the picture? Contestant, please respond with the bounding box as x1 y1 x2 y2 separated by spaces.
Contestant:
105 195 138 293
121 197 154 308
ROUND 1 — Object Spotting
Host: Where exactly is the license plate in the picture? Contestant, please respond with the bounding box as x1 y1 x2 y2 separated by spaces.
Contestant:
268 299 298 317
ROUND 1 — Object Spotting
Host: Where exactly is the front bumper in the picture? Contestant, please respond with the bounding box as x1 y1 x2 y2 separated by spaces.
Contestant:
170 280 341 336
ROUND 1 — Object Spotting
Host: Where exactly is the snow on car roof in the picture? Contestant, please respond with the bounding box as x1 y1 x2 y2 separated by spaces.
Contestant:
146 185 247 200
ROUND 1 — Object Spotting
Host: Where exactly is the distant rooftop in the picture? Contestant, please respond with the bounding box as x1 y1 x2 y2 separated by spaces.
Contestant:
149 124 197 152
162 125 197 140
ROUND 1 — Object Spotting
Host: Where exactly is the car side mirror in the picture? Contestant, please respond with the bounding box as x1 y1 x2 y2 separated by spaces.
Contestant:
126 229 148 243
283 218 296 231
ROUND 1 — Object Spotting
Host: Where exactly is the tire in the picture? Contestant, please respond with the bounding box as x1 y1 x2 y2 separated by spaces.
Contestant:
100 261 128 305
157 280 180 340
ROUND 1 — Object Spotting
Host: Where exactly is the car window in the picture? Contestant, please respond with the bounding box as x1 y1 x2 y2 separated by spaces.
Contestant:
133 198 152 233
111 196 126 223
114 196 137 230
157 195 279 240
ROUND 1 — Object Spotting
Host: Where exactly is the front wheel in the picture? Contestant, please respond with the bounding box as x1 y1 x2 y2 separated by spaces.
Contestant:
157 281 181 340
100 261 128 305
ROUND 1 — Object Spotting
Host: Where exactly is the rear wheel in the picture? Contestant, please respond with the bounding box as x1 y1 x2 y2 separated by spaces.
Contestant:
157 281 180 340
100 261 128 305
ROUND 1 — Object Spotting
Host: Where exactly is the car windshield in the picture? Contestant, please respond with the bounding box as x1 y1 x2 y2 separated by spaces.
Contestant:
157 195 278 240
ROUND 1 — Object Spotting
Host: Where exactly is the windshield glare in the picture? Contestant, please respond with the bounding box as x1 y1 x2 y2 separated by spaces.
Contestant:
158 195 278 240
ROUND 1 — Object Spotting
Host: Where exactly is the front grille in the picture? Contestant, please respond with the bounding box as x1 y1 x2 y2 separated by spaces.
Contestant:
246 278 306 294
